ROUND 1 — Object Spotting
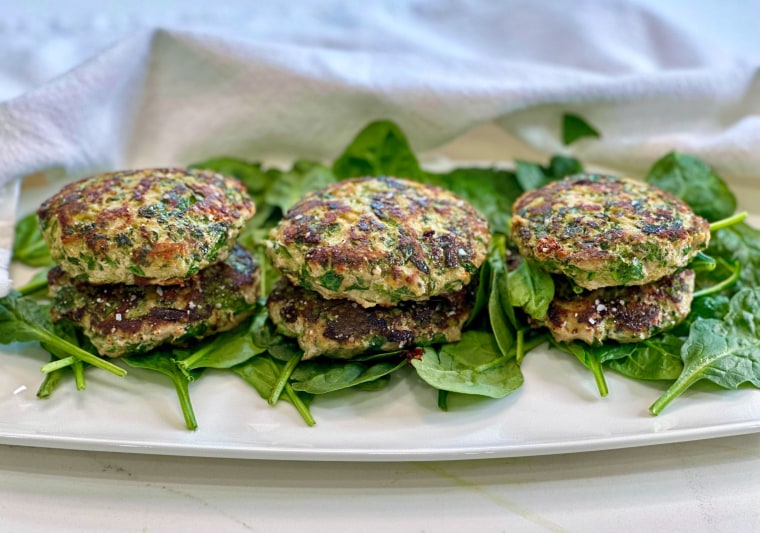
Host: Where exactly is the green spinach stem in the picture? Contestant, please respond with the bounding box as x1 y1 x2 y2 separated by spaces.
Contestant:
37 329 126 377
284 384 315 426
516 328 526 364
709 211 747 233
693 260 741 299
437 389 449 411
269 351 303 405
73 360 86 390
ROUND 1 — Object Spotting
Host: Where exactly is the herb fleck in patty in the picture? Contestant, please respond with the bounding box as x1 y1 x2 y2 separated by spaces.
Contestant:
38 168 256 286
267 176 490 307
511 174 710 290
267 278 473 359
48 244 260 357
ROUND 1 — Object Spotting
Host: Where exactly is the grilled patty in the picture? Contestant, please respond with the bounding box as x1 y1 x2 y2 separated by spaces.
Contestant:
540 269 695 345
511 174 709 290
267 176 490 307
38 168 256 286
267 278 473 359
48 244 260 357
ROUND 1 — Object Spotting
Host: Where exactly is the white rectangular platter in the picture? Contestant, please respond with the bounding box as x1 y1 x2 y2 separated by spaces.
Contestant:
2 153 759 462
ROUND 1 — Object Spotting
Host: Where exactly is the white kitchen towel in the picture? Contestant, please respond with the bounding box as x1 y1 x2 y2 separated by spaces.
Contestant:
1 0 759 295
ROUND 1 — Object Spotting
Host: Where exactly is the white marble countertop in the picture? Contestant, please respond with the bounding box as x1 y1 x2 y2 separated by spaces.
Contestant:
3 434 760 532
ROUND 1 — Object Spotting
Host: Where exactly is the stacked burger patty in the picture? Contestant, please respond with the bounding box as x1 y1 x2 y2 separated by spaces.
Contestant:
510 174 711 345
265 176 491 359
37 168 259 357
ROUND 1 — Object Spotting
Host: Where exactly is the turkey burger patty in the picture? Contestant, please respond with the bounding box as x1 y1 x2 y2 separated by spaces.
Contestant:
48 244 260 358
38 168 256 286
267 278 473 359
511 174 710 290
539 269 695 345
267 176 490 308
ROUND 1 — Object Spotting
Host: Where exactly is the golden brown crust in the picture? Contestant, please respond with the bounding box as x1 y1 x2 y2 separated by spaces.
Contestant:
267 176 490 307
48 244 260 357
267 278 473 359
541 269 695 345
38 168 255 285
511 174 710 290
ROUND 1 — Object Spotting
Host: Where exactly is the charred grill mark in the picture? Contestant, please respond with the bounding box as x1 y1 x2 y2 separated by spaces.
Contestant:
280 302 299 323
386 329 415 346
283 199 325 219
614 303 660 333
398 226 430 274
641 220 688 240
132 174 155 201
370 194 405 221
437 234 461 268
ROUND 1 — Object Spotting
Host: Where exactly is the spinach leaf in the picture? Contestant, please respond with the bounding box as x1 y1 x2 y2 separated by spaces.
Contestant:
562 113 601 145
687 294 731 322
552 341 610 397
605 334 684 381
289 357 406 395
515 156 583 193
333 120 424 180
410 331 524 398
507 260 554 321
12 213 52 267
650 288 760 415
645 152 736 222
252 242 282 298
353 374 393 391
123 351 202 430
267 337 303 363
264 160 336 213
35 320 90 396
548 155 584 180
688 252 717 274
487 244 516 355
189 157 273 194
465 259 490 328
233 355 315 426
17 268 50 297
515 161 549 191
704 222 760 292
233 227 282 297
39 319 90 391
174 324 264 377
0 291 125 377
427 167 521 234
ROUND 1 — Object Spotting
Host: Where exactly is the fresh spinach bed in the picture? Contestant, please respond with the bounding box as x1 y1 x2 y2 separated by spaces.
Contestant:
4 120 759 429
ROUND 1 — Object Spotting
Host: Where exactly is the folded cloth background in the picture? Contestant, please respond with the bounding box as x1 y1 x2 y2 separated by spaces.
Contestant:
1 0 759 295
